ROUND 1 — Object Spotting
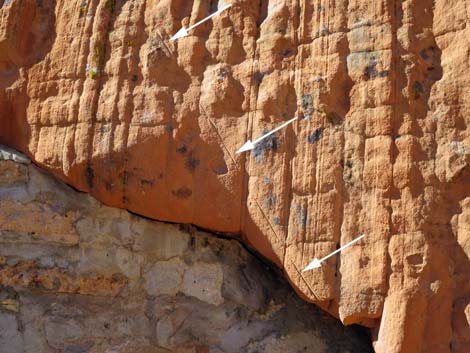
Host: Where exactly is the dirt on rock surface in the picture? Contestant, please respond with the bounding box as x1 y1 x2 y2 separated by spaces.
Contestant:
0 1 470 352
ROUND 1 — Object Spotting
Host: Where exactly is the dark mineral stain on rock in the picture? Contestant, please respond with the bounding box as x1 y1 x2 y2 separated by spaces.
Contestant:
176 145 187 154
308 127 324 144
299 208 307 228
263 193 277 208
411 81 424 100
253 131 280 162
364 58 389 79
165 123 174 134
85 166 94 188
105 180 113 192
172 186 192 199
283 48 293 58
140 179 154 187
364 59 378 79
253 69 272 84
186 154 200 172
420 48 429 60
212 162 228 175
121 171 129 186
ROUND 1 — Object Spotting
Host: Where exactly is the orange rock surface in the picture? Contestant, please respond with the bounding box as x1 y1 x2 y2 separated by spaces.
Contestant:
1 1 469 352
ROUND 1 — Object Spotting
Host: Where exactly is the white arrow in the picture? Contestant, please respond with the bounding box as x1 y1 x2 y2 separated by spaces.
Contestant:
236 117 298 154
303 234 365 271
171 4 232 41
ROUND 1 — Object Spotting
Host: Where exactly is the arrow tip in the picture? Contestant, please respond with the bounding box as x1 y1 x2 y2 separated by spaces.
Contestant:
236 140 255 154
171 27 189 41
302 258 322 272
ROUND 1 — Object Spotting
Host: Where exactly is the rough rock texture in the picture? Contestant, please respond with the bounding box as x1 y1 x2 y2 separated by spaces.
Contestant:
0 1 469 352
0 146 372 353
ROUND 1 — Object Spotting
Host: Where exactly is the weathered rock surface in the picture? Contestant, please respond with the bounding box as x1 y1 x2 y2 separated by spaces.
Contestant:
0 1 470 352
0 146 372 353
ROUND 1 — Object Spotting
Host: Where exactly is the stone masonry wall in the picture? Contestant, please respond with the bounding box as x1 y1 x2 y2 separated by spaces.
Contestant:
0 145 372 353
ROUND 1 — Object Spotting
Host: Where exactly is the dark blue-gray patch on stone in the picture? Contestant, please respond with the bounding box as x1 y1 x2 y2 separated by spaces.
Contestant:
295 203 308 229
308 127 324 144
364 59 378 79
263 193 277 208
299 208 307 228
413 81 424 93
253 131 280 162
378 70 389 77
364 58 389 79
420 49 429 60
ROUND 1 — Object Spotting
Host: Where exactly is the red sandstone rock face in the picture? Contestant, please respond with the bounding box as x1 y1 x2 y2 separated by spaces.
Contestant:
1 1 469 352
